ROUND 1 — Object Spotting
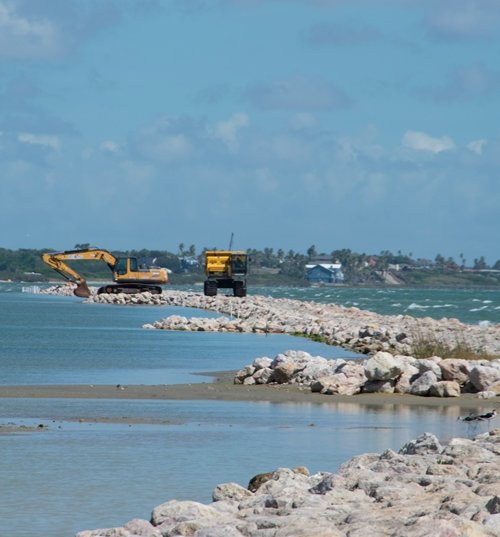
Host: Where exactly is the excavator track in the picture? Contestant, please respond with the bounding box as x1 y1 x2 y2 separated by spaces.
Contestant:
97 284 163 295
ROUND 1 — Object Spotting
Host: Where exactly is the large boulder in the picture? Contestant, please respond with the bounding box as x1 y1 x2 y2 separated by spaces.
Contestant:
469 365 500 392
76 519 161 537
417 357 443 380
429 380 461 397
212 483 252 503
151 500 227 527
364 351 404 381
408 370 438 396
439 359 472 385
399 432 443 455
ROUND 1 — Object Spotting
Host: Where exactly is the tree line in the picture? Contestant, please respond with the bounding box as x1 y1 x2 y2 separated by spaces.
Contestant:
0 244 498 284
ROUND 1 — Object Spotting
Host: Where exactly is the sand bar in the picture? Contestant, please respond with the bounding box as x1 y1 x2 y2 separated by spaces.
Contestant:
0 375 496 411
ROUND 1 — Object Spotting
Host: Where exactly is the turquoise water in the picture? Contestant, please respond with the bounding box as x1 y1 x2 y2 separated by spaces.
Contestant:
249 285 500 325
0 284 498 536
175 283 500 324
0 289 359 386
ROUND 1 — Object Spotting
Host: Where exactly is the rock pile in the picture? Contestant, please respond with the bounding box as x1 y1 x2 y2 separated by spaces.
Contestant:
40 289 500 394
40 284 84 296
40 287 499 357
76 429 500 537
129 290 499 357
234 350 500 398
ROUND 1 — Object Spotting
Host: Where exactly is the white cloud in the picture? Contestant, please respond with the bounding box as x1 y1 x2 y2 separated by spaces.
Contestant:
289 113 318 131
402 131 455 154
0 1 61 58
209 112 249 152
255 168 279 193
119 160 155 189
334 131 384 163
419 63 500 102
467 139 487 155
143 134 193 162
18 132 61 151
100 140 121 154
424 1 500 41
245 75 351 110
304 21 380 46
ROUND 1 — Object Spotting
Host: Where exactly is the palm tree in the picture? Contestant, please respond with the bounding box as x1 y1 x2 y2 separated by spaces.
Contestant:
307 245 317 258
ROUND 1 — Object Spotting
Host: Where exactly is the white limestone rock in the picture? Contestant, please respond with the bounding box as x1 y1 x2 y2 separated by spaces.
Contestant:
364 351 404 381
408 370 438 396
470 365 500 392
429 380 461 397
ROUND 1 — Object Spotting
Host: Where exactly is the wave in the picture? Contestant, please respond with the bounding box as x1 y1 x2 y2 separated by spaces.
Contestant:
407 303 429 310
469 306 488 312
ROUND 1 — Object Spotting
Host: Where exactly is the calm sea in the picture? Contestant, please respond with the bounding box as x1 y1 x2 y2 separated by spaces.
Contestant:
0 283 498 537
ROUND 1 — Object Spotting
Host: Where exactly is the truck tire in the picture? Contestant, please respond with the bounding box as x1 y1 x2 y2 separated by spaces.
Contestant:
233 281 247 297
204 280 218 296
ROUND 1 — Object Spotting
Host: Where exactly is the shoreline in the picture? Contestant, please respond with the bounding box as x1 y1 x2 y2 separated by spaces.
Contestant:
0 376 496 411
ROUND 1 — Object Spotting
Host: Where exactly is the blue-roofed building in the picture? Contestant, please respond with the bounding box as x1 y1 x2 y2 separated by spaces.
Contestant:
306 263 344 284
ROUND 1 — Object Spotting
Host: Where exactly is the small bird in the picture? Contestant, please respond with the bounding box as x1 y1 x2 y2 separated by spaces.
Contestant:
458 409 497 428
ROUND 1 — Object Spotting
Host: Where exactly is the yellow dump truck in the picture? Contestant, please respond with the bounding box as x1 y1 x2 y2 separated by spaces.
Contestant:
203 250 248 297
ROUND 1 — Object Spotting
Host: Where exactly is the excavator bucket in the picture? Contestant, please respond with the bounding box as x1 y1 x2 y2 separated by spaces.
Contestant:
73 282 91 298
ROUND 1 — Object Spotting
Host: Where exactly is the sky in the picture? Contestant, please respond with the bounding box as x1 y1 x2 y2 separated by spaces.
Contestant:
1 0 499 264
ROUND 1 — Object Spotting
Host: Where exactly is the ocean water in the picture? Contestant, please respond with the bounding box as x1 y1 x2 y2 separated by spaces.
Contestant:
160 283 500 324
0 284 498 537
249 285 500 325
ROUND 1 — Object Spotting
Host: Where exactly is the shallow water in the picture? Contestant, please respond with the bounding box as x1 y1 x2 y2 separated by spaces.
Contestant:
0 290 358 386
0 286 497 536
0 398 482 537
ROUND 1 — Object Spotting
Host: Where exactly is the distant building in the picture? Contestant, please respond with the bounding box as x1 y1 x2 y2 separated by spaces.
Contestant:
305 263 344 284
180 256 200 271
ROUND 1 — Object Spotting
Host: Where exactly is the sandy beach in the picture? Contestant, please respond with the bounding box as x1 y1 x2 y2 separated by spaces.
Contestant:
1 373 497 413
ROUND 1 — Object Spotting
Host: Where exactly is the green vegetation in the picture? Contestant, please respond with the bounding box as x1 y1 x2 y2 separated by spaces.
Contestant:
291 332 330 345
1 244 499 288
411 328 498 361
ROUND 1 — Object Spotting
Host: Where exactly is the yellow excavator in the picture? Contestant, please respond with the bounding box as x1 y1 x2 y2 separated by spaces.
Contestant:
41 247 169 298
203 250 248 297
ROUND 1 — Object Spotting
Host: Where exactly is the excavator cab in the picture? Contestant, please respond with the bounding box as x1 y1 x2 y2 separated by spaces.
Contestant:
114 257 138 275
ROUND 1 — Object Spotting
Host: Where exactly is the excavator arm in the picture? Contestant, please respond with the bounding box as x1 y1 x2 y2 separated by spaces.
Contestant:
42 248 118 298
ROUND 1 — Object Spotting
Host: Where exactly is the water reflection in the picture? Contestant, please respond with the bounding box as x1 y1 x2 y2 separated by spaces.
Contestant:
0 396 493 537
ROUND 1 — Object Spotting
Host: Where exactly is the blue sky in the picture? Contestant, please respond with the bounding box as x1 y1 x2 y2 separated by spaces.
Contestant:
1 0 499 264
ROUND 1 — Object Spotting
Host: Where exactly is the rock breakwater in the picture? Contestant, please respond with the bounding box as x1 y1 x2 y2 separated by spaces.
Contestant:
42 288 500 397
40 284 83 296
76 429 500 537
235 349 500 398
87 290 500 358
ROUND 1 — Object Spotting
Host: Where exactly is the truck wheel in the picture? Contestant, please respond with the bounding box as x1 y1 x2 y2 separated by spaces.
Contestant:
233 281 247 297
204 280 217 296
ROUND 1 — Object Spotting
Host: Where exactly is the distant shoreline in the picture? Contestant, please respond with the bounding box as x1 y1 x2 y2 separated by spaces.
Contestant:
4 277 500 290
27 280 500 289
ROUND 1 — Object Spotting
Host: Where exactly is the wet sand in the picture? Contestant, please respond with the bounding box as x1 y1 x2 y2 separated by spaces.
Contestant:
0 371 496 412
